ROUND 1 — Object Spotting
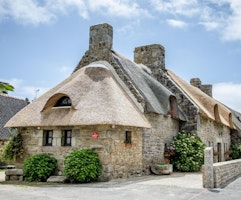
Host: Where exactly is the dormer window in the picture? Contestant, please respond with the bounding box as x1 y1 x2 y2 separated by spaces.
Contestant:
54 96 72 107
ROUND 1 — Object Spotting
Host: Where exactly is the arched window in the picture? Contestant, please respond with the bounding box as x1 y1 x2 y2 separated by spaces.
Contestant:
54 96 72 107
169 96 178 118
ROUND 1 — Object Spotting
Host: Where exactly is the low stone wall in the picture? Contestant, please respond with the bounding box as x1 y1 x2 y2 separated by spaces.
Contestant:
203 147 241 188
213 159 241 188
5 169 23 181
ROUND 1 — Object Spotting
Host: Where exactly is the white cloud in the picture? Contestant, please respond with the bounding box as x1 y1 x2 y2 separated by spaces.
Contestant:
88 0 151 18
150 0 200 17
0 0 55 25
221 0 241 41
0 0 150 25
167 19 187 28
46 0 88 19
213 82 241 113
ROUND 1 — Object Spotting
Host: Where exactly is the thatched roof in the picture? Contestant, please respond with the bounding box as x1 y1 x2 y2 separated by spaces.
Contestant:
167 70 234 128
0 94 27 140
5 62 151 128
112 51 186 121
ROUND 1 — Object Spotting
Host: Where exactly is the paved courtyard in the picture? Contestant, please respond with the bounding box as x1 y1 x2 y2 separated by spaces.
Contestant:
1 171 241 200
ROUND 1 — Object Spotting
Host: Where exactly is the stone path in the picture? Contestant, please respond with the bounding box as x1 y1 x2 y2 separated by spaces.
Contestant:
0 171 203 188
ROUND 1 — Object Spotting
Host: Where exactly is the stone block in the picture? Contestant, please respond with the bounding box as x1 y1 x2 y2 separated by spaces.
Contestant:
5 169 23 176
47 176 67 183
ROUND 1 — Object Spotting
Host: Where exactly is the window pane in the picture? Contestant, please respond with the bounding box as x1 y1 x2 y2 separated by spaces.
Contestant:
48 138 52 144
66 138 71 145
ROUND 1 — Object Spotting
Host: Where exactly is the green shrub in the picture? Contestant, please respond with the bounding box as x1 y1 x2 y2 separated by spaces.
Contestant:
169 131 205 172
64 149 102 183
1 134 24 161
23 154 57 182
230 144 241 159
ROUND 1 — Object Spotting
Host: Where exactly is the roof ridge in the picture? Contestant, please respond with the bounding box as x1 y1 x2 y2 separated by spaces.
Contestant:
0 93 26 101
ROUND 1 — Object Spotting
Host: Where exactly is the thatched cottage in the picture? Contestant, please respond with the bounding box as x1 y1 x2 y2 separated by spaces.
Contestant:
5 23 241 180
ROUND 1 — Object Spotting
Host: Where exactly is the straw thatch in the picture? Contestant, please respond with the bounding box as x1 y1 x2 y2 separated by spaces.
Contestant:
5 62 151 128
112 51 186 121
167 70 234 128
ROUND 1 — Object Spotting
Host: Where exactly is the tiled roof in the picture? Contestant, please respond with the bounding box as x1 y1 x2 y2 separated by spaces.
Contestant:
0 94 28 140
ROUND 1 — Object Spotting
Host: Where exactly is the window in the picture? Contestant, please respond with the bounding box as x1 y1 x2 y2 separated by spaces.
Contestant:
43 130 53 146
54 96 71 107
125 131 132 144
61 130 72 146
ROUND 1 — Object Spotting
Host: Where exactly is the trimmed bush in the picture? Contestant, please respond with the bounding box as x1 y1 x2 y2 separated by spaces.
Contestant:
64 149 102 183
169 131 205 172
23 154 57 182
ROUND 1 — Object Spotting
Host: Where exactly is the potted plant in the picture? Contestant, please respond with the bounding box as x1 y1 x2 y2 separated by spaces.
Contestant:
124 138 132 147
151 161 173 175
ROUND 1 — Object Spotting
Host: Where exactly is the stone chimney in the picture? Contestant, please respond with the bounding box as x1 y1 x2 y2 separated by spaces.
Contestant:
190 78 212 97
134 44 165 78
89 23 113 51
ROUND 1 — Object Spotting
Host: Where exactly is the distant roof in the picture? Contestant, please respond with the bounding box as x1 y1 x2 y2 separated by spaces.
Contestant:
167 70 234 128
0 94 27 140
5 62 151 128
230 109 241 132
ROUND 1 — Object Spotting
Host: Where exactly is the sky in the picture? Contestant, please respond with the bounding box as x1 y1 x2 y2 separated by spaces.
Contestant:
0 0 241 112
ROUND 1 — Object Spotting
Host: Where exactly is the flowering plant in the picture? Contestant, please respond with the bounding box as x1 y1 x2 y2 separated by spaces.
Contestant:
165 145 175 155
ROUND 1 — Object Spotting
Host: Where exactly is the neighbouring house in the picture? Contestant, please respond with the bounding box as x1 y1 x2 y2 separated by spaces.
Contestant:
0 94 28 155
5 23 241 180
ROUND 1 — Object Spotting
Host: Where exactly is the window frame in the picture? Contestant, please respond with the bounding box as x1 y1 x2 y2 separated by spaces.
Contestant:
125 131 132 144
54 96 72 107
61 130 72 146
43 130 53 146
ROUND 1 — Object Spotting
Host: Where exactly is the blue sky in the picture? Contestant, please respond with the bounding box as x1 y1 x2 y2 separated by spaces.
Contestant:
1 0 241 112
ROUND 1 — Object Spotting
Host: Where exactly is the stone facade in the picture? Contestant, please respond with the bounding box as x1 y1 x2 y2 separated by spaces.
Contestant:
19 125 143 180
197 116 231 162
142 114 179 174
133 43 232 162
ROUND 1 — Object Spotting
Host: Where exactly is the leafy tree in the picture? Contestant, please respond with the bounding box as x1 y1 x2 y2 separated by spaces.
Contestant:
169 131 205 172
0 82 14 94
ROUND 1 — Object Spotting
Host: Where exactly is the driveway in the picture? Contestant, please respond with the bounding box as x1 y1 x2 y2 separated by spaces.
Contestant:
1 171 241 200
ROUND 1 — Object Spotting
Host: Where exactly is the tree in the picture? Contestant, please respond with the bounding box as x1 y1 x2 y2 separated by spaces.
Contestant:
0 82 14 94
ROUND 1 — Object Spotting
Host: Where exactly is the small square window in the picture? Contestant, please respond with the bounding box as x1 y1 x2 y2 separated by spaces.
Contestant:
61 130 72 146
125 131 132 144
43 130 53 146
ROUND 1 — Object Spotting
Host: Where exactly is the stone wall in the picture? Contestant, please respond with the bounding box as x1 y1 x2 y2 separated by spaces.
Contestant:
18 125 143 180
158 73 199 132
142 113 179 174
197 116 231 161
213 159 241 188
